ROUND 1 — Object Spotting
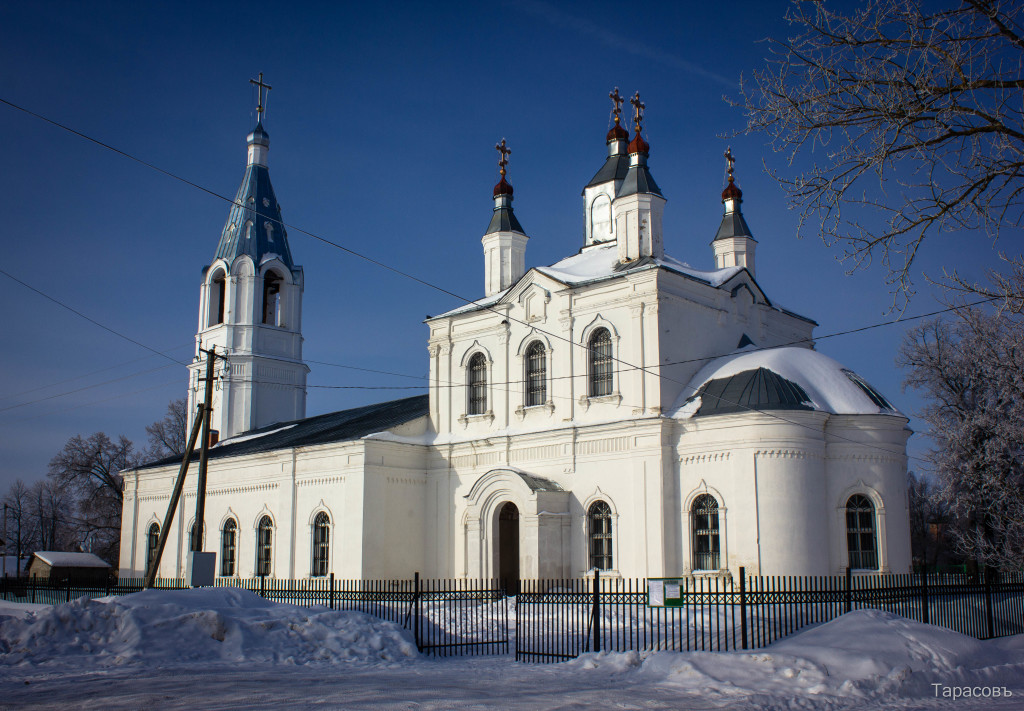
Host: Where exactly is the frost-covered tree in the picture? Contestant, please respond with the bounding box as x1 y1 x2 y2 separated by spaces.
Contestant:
742 0 1024 304
899 309 1024 571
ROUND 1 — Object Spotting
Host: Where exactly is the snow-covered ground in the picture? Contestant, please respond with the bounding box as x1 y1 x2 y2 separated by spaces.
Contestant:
1 589 1023 710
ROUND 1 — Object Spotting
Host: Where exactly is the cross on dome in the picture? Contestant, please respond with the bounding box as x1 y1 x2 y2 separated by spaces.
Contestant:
495 138 511 177
630 91 645 135
722 146 743 202
610 87 624 125
725 146 736 182
250 72 272 123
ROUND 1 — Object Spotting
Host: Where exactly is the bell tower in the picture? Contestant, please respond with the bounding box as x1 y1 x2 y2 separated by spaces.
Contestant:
187 74 309 441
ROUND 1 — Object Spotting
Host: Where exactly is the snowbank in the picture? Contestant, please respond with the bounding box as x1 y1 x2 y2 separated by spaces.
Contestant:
0 587 417 667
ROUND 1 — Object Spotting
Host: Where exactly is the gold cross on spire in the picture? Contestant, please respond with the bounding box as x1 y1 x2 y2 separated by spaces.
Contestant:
610 87 624 125
725 147 736 182
250 72 272 123
495 138 511 176
630 91 645 134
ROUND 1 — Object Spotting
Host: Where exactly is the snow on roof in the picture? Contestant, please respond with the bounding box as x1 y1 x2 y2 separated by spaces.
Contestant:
212 423 297 447
33 552 110 569
668 346 903 418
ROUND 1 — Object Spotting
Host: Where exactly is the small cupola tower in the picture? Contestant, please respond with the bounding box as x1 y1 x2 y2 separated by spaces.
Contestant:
582 88 630 247
481 138 529 297
711 147 757 276
613 92 666 263
188 74 309 440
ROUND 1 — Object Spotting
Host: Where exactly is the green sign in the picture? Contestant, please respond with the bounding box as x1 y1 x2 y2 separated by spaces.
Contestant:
647 578 686 607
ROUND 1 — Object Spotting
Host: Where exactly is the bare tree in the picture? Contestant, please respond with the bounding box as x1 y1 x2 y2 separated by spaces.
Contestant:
899 309 1024 571
3 480 40 571
742 0 1024 304
47 433 135 564
144 398 188 461
28 479 74 552
907 471 953 570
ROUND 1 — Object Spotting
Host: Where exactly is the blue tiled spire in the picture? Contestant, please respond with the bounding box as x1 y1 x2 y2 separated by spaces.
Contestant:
212 123 295 270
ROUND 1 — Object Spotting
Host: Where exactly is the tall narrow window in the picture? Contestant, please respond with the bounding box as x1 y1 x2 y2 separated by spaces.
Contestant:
468 353 487 415
256 516 273 577
312 512 330 577
692 495 720 571
263 272 282 326
146 523 160 575
209 271 226 326
588 501 613 571
588 328 613 397
525 341 547 407
221 519 237 577
846 494 878 570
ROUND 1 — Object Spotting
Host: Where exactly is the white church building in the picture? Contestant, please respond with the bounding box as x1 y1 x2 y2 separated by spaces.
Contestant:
119 91 912 583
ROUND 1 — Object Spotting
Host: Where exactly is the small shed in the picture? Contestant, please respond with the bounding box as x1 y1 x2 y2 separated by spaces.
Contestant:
28 552 111 585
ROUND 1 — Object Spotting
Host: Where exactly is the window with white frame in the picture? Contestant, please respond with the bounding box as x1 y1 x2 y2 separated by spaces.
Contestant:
692 495 720 571
221 519 237 577
312 512 330 577
588 501 613 571
525 341 547 407
846 494 878 570
256 516 273 577
146 523 160 575
588 328 613 397
468 352 488 415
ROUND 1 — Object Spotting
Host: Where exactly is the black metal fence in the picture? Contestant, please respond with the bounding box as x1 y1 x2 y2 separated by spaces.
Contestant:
516 569 1024 662
2 569 1022 663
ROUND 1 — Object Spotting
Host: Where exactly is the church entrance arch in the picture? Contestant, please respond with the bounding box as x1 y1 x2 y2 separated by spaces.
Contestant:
497 502 520 593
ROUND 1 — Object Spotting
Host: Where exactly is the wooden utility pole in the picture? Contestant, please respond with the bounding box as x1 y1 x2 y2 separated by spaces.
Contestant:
144 347 220 588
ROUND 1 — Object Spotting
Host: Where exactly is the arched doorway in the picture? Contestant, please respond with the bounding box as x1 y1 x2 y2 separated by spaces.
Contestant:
497 502 519 593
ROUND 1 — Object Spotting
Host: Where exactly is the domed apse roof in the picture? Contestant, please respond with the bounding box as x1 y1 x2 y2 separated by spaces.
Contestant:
670 347 901 419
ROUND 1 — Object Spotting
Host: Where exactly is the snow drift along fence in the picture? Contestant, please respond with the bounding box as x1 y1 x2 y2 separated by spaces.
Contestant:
2 570 1022 662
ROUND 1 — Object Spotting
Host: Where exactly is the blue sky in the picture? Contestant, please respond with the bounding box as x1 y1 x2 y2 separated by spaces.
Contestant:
0 0 1006 493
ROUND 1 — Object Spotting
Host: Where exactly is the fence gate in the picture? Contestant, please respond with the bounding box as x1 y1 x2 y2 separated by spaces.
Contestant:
410 575 510 657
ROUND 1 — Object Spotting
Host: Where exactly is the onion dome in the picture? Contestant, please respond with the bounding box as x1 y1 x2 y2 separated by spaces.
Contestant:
606 123 629 142
722 179 742 201
627 132 649 156
493 175 514 197
247 122 270 148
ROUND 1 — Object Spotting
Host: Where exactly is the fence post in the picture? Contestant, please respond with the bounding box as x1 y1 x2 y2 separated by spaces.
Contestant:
329 572 335 611
984 568 995 639
920 568 929 625
739 566 748 650
844 567 852 613
66 577 71 604
31 574 36 604
260 575 265 599
591 569 601 653
413 572 422 652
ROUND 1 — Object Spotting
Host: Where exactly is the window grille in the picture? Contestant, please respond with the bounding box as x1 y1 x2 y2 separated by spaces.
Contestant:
146 523 160 575
221 519 237 577
692 495 720 571
256 516 273 577
588 328 613 397
588 501 613 571
846 494 878 570
468 353 487 415
312 512 330 577
525 341 547 407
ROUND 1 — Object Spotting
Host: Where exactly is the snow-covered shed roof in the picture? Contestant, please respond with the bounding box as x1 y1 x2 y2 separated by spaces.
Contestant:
33 552 111 569
669 347 902 419
136 395 429 470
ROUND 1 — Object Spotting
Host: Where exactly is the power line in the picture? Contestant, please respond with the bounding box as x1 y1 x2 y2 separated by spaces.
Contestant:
0 95 950 462
0 268 187 367
0 363 181 414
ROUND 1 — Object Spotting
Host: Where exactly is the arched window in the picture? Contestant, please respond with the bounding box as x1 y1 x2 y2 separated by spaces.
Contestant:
263 272 282 326
221 519 237 577
692 495 720 571
468 352 488 415
312 512 330 577
525 341 547 407
146 523 160 575
256 516 273 577
846 494 878 570
209 271 226 326
588 328 613 397
588 501 613 571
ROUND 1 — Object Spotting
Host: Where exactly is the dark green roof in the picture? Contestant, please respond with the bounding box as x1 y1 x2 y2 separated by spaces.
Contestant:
689 367 813 417
137 395 428 470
